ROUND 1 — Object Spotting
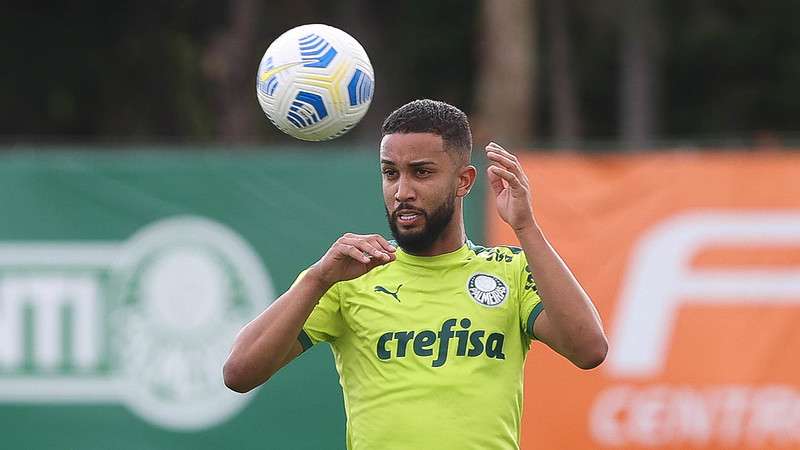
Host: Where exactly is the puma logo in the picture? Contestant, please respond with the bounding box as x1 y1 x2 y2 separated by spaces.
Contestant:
374 284 402 302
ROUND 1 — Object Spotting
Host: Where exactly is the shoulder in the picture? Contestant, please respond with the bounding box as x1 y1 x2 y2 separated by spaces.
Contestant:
466 242 529 286
467 242 532 289
465 243 531 306
467 241 525 263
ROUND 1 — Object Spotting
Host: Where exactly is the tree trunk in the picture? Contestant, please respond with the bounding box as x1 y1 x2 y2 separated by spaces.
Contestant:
619 0 660 150
474 0 536 148
545 0 581 148
203 0 260 142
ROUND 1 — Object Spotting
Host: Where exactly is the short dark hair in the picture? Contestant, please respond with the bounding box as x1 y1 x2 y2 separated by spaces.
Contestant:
381 99 472 162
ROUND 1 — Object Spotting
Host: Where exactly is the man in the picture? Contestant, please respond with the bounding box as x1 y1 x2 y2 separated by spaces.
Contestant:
223 99 607 449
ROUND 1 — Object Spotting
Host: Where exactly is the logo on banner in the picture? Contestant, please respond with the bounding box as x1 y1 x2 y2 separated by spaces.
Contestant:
592 211 800 448
0 216 274 431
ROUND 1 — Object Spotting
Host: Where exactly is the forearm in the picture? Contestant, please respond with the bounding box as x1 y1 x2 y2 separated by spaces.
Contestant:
483 141 606 368
223 273 331 392
516 222 607 366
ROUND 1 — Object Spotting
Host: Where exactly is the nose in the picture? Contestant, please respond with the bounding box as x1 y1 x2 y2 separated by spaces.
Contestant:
394 174 416 203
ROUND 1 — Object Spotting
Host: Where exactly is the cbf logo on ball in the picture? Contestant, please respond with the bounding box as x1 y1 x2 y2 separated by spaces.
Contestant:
0 216 273 431
467 273 508 306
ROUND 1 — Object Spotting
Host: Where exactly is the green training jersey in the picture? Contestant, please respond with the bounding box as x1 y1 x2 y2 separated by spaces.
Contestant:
296 241 543 450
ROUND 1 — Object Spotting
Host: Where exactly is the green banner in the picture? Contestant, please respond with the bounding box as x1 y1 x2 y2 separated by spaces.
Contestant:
0 148 485 449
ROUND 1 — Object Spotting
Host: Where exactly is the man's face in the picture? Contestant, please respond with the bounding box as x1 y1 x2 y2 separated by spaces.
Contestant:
380 133 460 253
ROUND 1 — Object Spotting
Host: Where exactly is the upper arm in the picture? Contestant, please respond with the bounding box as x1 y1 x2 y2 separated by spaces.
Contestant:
517 251 544 340
531 309 557 347
303 286 345 345
263 271 344 375
278 338 305 369
293 271 346 345
531 310 583 353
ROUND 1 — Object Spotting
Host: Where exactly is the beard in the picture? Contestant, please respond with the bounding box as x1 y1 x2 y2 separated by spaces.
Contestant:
386 193 456 254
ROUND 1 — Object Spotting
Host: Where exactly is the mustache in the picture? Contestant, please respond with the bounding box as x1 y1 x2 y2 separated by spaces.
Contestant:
391 204 427 219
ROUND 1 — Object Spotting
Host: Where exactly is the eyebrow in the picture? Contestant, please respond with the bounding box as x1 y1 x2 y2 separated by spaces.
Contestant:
380 159 437 167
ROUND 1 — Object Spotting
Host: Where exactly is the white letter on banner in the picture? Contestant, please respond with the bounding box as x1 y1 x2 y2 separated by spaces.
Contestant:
608 211 800 377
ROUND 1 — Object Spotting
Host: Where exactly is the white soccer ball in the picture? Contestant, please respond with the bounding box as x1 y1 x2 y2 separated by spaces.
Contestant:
256 24 375 141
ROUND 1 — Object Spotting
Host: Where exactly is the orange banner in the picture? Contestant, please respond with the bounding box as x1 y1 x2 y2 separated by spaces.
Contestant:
488 151 800 450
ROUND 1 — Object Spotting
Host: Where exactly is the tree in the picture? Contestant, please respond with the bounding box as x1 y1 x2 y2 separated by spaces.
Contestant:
544 0 581 148
473 0 536 147
203 0 261 142
619 0 661 150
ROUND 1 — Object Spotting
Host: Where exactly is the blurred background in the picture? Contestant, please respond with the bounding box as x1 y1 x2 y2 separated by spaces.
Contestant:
5 0 800 148
1 1 799 449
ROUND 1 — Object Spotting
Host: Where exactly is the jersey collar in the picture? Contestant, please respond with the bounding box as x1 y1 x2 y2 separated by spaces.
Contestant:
394 240 476 268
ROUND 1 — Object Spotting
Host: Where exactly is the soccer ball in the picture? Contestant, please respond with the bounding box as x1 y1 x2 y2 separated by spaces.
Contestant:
256 24 375 141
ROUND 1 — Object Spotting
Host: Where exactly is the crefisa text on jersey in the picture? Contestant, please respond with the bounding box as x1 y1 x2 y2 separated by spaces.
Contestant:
376 318 505 367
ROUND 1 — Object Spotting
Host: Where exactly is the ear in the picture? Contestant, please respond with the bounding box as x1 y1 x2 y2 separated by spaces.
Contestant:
456 165 477 198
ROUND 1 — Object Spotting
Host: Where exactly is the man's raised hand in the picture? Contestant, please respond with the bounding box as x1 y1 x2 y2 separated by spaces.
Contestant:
485 142 536 233
307 233 396 287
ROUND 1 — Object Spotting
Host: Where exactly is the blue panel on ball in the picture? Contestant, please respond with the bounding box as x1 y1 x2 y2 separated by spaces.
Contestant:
299 34 321 45
258 56 279 96
347 69 373 106
286 91 328 128
347 70 362 106
286 114 303 128
299 37 325 52
299 33 338 68
266 78 278 96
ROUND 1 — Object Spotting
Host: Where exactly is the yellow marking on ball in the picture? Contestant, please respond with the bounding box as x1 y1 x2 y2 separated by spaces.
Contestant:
301 63 350 106
259 61 308 82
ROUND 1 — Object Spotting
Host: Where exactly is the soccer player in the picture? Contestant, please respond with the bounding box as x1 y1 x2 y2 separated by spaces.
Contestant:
224 100 608 449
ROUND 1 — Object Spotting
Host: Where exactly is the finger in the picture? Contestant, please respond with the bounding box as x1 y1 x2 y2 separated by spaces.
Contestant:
486 149 517 166
485 141 517 160
485 142 514 161
340 237 389 260
341 237 385 258
486 151 528 185
485 141 503 150
485 142 521 165
486 166 506 196
361 243 396 267
369 235 396 253
373 250 396 263
487 165 524 192
341 244 372 264
486 144 526 175
365 252 395 270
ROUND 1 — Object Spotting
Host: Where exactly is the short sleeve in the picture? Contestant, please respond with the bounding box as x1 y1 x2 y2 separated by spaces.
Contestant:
517 252 544 340
292 270 346 351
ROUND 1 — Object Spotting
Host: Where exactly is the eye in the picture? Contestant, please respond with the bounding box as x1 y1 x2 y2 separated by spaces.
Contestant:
415 168 431 177
382 168 398 178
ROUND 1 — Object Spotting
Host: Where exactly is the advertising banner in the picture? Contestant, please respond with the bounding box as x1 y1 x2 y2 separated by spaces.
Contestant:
488 151 800 450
